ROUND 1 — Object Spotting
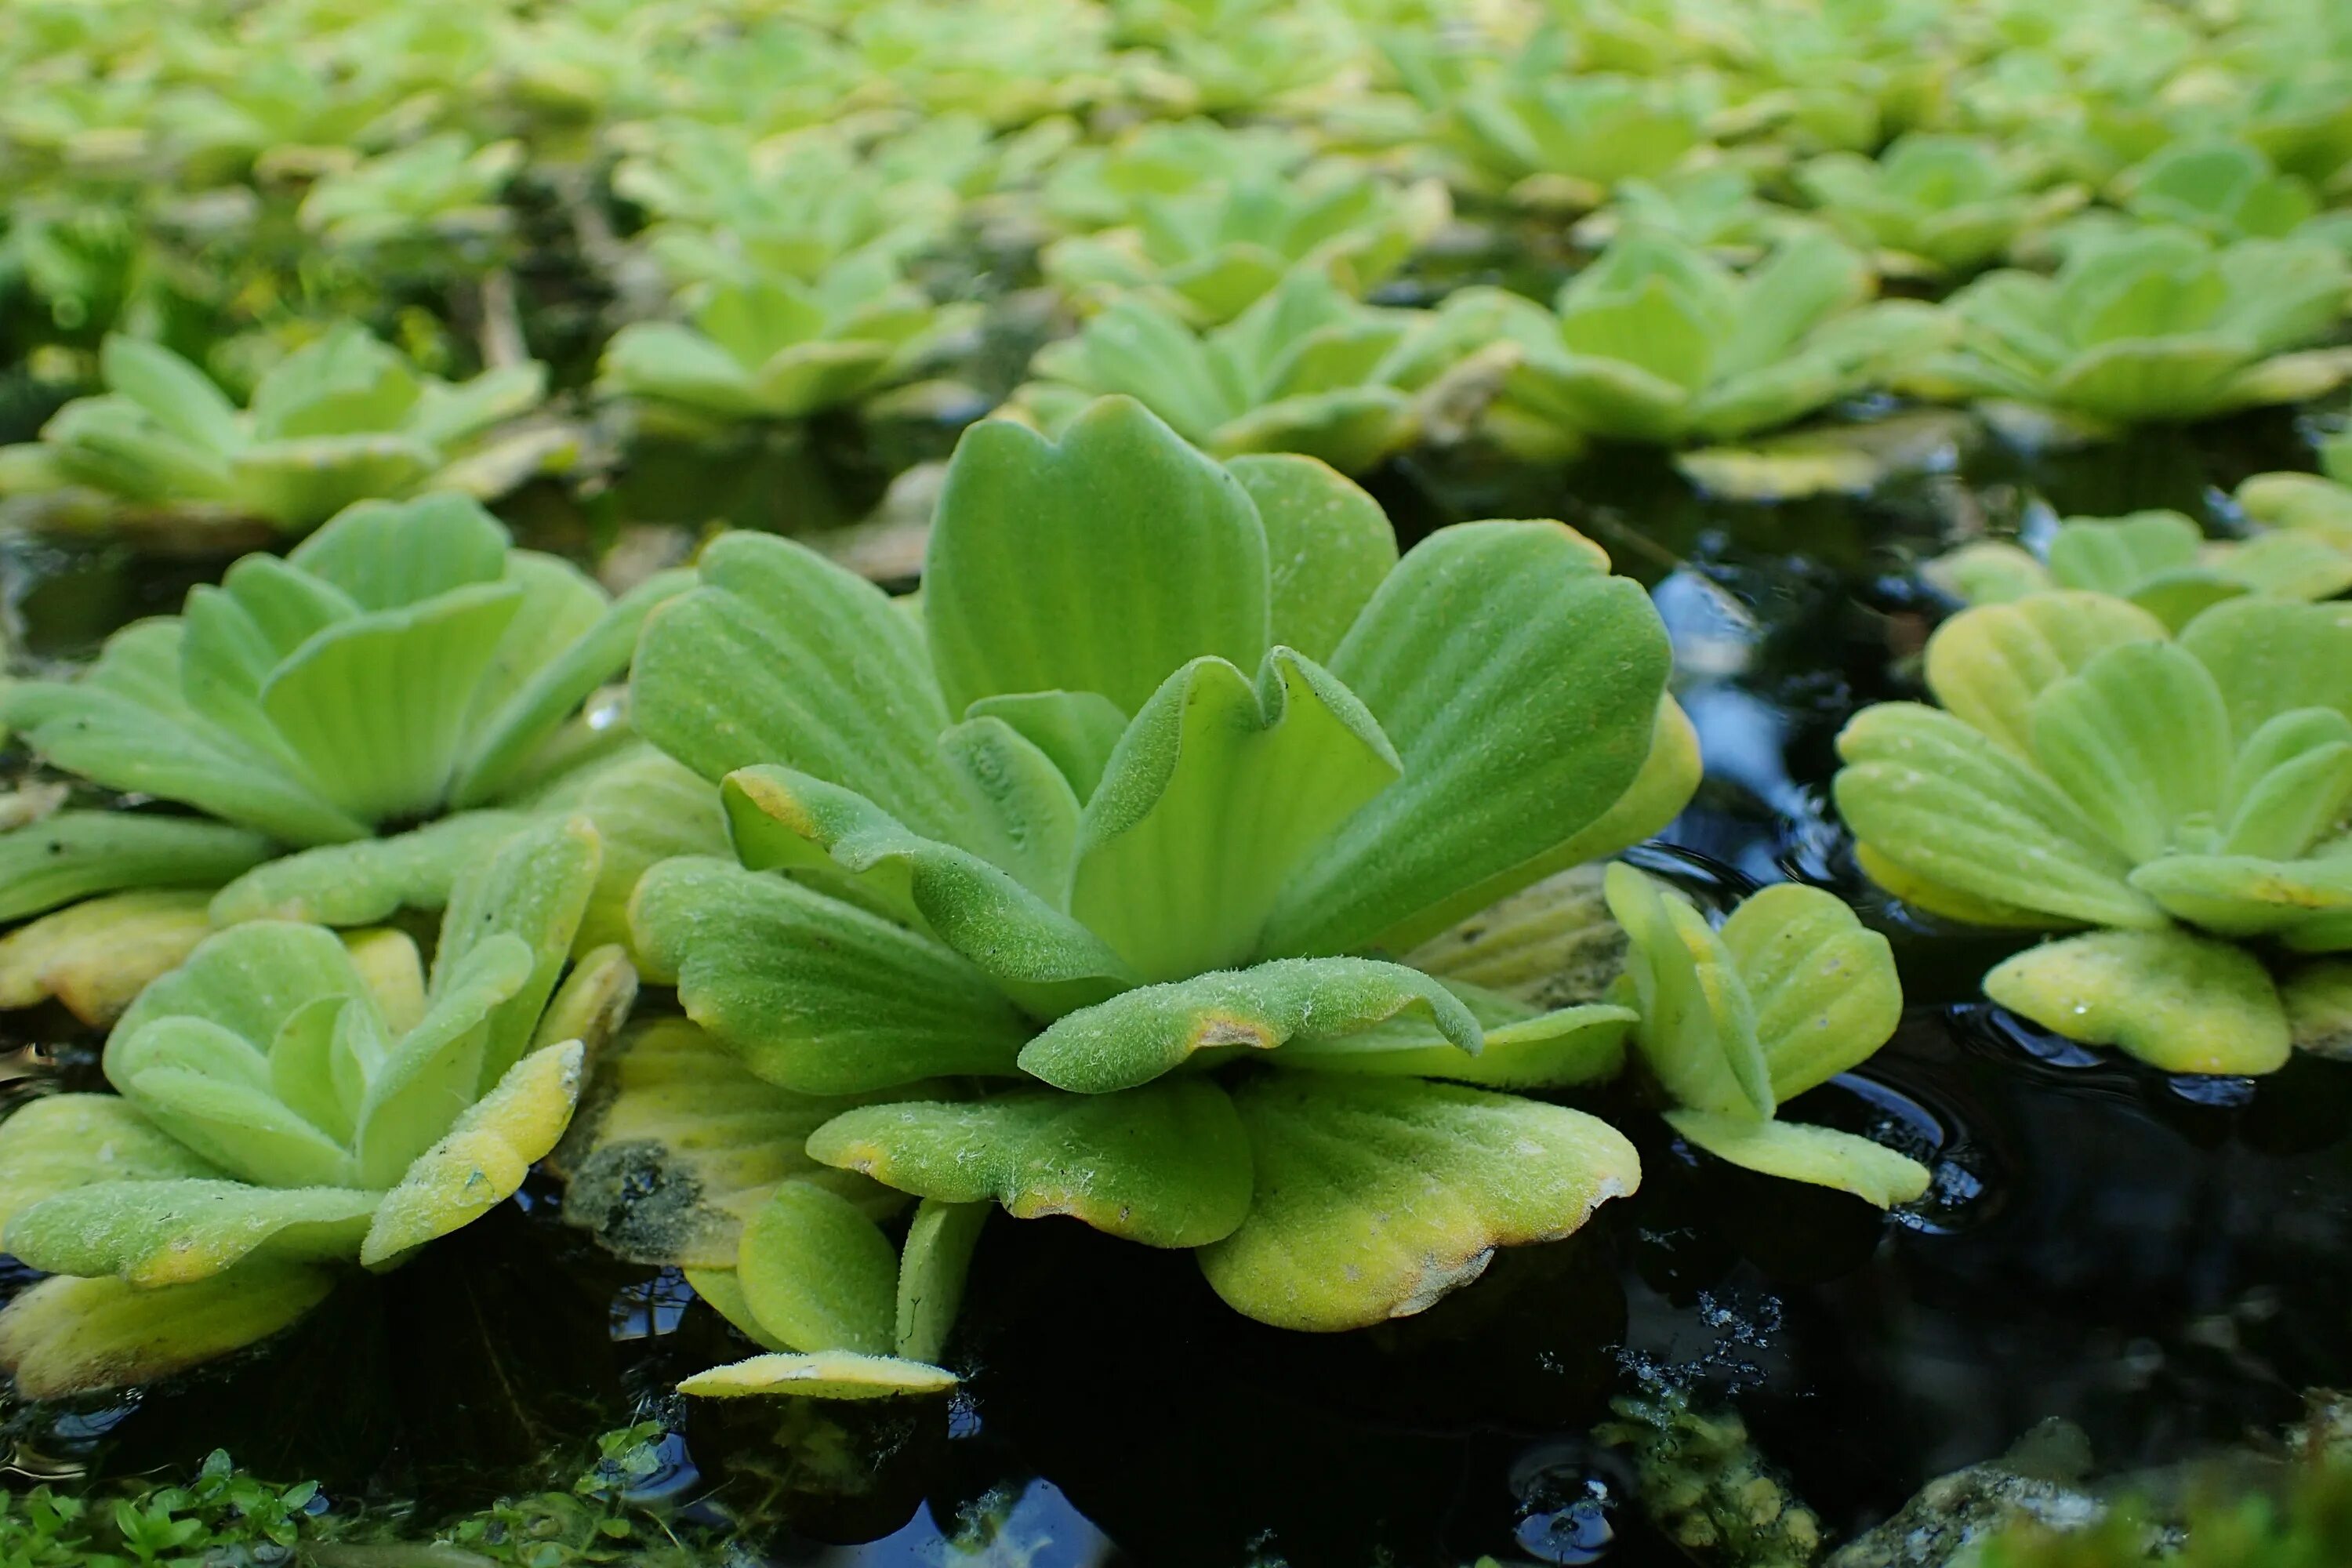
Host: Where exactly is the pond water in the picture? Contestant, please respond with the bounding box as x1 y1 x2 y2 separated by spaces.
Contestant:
4 400 2350 1567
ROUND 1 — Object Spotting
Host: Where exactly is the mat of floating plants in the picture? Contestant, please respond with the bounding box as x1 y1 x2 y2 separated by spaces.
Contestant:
2 1 2352 1565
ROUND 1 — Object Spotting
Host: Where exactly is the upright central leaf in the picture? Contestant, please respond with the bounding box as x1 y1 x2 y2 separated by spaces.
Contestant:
1072 648 1401 980
923 397 1272 717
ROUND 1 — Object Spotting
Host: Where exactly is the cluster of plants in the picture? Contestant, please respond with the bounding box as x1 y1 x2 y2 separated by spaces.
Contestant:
2 0 2350 544
3 0 2352 1563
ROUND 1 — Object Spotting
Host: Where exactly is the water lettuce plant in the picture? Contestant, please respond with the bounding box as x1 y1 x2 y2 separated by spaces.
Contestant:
1040 164 1449 326
0 326 555 535
296 132 524 264
1454 230 1949 456
593 394 1701 1389
1925 509 2352 627
598 256 974 431
0 815 631 1398
0 493 707 1021
1835 591 2352 1074
1903 228 2352 430
1794 133 2085 279
1011 270 1471 474
1410 67 1708 209
1605 866 1929 1207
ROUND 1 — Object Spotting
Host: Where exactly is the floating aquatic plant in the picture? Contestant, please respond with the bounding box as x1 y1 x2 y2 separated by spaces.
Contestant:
1903 227 2352 430
1605 864 1929 1207
590 394 1702 1392
1835 591 2352 1074
1410 66 1708 209
598 256 974 430
1011 268 1471 473
1925 508 2352 627
0 815 631 1397
1451 229 1950 457
0 326 558 535
0 492 712 1021
1040 162 1450 326
1794 133 2085 279
296 132 524 263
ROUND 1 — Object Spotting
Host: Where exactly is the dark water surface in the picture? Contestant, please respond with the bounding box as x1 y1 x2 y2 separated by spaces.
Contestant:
4 401 2350 1566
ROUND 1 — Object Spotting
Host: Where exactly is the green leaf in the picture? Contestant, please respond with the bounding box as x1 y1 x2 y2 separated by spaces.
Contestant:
935 716 1082 902
114 920 377 1064
2127 854 2352 941
361 1040 585 1267
1664 1111 1932 1207
1196 1076 1641 1331
3 1178 379 1287
1834 702 2162 929
285 493 510 610
353 934 532 1187
2284 961 2352 1058
2220 711 2352 859
1718 883 1904 1102
630 532 971 844
108 1025 355 1189
0 891 217 1025
1925 542 2051 605
1922 593 2170 758
0 811 275 924
2027 641 2233 864
1605 864 1774 1120
808 1080 1254 1248
430 815 602 1090
1073 650 1400 980
1227 453 1396 663
735 1180 899 1356
2179 597 2352 742
249 325 420 440
1265 521 1677 956
100 336 241 455
720 768 1131 1018
629 857 1033 1094
0 1261 336 1399
231 436 440 530
1984 928 2292 1075
963 691 1131 804
2043 511 2204 596
1400 863 1628 1011
923 397 1270 718
209 810 534 927
557 1019 907 1269
1272 1001 1635 1089
260 581 524 823
677 1351 956 1399
0 1094 227 1237
528 746 731 954
1019 956 1479 1094
895 1199 988 1365
452 567 695 808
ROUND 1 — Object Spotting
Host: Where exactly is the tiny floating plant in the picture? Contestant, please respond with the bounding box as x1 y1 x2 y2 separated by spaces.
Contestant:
575 393 1710 1396
0 492 717 1023
1835 590 2352 1074
0 815 633 1398
0 326 564 539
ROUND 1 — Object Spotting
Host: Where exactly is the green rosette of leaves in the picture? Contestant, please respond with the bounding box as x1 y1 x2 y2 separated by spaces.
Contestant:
1010 268 1472 474
0 493 717 1023
1926 509 2352 627
1602 865 1930 1208
1040 163 1451 326
296 132 524 263
1794 133 2087 280
0 815 633 1399
1036 118 1310 233
597 255 974 433
1424 68 1708 209
1454 228 1951 458
1902 227 2352 431
1834 591 2352 1074
0 326 560 539
597 395 1703 1394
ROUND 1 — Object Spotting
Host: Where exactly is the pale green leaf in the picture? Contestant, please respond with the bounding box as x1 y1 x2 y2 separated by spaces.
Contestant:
735 1179 899 1356
1718 883 1903 1102
0 1094 227 1237
3 1178 378 1287
353 934 532 1186
1401 863 1627 1010
0 891 217 1025
0 812 274 924
896 1198 987 1365
677 1351 956 1399
1196 1076 1641 1332
924 397 1270 717
808 1080 1253 1248
1984 928 2292 1075
1265 521 1675 956
0 1261 336 1399
963 691 1130 804
2027 641 2233 864
1605 863 1773 1120
1922 593 2170 758
361 1039 585 1267
629 857 1033 1094
2179 597 2352 741
1019 956 1479 1094
1227 453 1396 663
430 815 601 1089
1664 1110 1932 1207
1073 649 1400 980
284 492 510 609
2128 854 2352 941
209 810 534 927
1272 1000 1635 1089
